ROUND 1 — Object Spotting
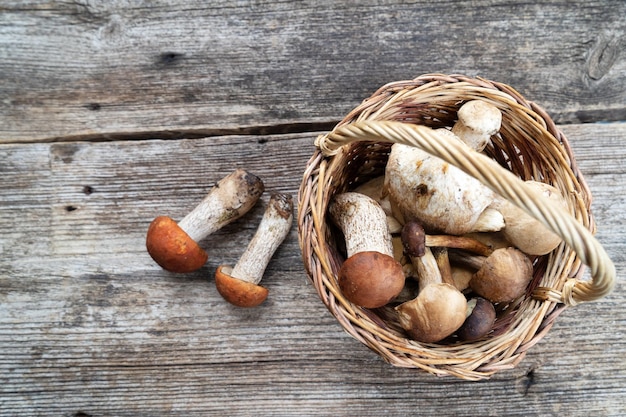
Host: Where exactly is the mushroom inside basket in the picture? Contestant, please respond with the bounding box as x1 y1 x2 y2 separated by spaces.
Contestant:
296 74 615 381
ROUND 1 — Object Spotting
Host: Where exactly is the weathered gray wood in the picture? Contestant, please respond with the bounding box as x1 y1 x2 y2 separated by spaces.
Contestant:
1 1 625 143
0 123 624 416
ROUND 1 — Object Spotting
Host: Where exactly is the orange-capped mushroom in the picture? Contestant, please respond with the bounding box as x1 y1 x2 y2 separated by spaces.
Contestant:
146 169 264 272
215 193 293 307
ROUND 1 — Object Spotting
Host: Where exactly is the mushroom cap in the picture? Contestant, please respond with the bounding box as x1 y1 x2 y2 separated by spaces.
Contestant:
215 265 269 307
338 251 405 308
395 283 467 343
452 100 502 151
498 181 566 255
456 297 496 341
469 247 533 303
146 216 208 273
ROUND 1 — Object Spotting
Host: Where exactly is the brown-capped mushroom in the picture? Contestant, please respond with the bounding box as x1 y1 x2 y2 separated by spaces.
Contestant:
329 192 405 308
146 169 264 272
215 193 293 307
493 181 568 255
456 297 497 341
395 221 467 343
451 247 534 303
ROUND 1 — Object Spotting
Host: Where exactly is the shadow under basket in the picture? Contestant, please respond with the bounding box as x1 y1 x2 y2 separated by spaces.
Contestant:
297 74 615 380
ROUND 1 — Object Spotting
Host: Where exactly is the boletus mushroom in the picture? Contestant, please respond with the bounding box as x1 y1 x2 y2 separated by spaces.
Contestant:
215 192 293 307
456 297 497 341
493 180 568 255
384 138 504 235
452 247 534 303
383 101 505 235
146 169 264 272
451 99 503 152
329 192 405 309
395 221 467 343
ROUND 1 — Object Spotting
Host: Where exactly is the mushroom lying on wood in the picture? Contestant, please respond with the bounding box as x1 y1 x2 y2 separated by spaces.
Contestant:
395 221 467 343
215 193 293 307
146 169 264 272
329 192 405 308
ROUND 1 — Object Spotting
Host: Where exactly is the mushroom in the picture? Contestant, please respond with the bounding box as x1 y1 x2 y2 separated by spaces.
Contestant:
451 99 503 152
146 169 264 272
215 192 293 307
383 101 505 235
456 297 497 341
493 181 568 255
394 231 495 282
395 221 467 343
384 138 504 235
451 247 534 303
329 192 405 308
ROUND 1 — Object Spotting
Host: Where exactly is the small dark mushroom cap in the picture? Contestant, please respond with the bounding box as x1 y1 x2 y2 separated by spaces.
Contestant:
457 297 496 341
146 216 208 273
401 221 426 258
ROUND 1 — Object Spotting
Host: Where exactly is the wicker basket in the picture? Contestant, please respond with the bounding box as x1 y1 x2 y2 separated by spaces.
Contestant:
297 74 615 380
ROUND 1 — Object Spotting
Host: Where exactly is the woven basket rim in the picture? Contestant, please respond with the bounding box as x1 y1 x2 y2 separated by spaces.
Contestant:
297 74 615 380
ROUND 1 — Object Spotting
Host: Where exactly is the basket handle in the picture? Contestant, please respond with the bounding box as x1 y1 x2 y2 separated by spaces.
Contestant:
315 120 615 306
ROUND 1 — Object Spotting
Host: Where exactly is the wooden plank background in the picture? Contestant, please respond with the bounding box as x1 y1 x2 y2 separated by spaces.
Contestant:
1 0 625 143
1 1 625 416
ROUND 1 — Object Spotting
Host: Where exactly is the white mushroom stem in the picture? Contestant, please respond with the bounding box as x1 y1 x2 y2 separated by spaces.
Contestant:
229 193 293 285
411 246 442 289
491 180 567 255
451 100 502 152
329 192 394 258
178 169 264 242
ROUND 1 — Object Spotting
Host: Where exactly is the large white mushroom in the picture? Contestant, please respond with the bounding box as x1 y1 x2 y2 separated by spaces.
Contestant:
383 100 505 235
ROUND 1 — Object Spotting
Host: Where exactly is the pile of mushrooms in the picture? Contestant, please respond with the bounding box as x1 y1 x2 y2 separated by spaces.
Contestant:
146 169 293 308
329 100 568 343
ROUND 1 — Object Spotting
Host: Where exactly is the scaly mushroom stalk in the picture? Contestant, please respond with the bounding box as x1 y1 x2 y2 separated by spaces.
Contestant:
146 169 264 273
215 193 293 307
329 192 405 308
353 176 402 233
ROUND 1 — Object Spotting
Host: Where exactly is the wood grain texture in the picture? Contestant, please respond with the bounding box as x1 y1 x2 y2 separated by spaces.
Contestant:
1 0 625 143
1 123 625 416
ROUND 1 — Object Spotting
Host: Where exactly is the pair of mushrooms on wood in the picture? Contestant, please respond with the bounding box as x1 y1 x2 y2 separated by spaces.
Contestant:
145 169 293 307
330 100 568 343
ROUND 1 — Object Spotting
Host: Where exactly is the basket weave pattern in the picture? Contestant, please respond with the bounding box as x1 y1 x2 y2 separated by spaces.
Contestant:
297 74 615 380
